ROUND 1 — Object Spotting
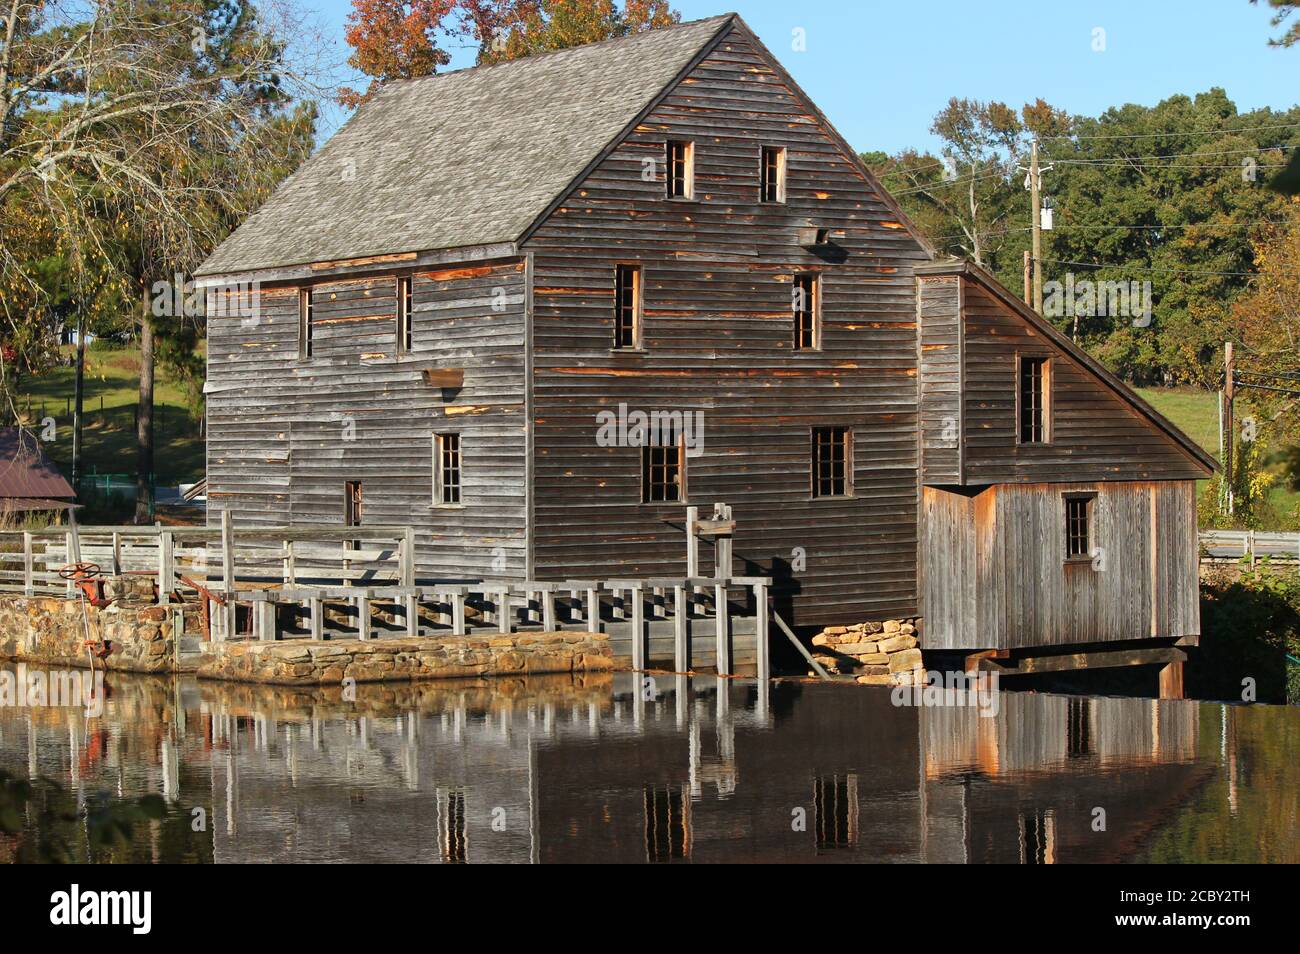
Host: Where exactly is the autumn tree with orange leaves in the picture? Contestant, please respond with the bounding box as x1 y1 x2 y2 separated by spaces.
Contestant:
339 0 679 107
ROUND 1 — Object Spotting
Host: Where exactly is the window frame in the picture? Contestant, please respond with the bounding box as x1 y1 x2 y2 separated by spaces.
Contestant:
396 274 413 354
792 273 821 351
665 140 695 200
760 145 787 204
613 263 643 350
1063 492 1096 562
1017 353 1051 444
811 425 853 499
641 440 686 504
433 432 462 506
298 287 313 359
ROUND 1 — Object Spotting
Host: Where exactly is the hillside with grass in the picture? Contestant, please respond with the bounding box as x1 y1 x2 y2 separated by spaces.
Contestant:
15 343 204 487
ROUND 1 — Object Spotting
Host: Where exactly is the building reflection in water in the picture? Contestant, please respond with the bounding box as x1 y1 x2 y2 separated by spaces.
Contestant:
0 665 1252 863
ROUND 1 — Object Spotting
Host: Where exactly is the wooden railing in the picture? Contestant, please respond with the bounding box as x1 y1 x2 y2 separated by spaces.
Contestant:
1200 529 1300 565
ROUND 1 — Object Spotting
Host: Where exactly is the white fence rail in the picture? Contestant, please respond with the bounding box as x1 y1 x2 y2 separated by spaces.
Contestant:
1200 529 1300 564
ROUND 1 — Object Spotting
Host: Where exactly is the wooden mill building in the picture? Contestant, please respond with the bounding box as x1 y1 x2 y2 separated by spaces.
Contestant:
195 14 1215 661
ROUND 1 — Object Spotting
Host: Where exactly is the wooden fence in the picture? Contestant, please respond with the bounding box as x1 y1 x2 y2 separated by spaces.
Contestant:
1200 529 1300 565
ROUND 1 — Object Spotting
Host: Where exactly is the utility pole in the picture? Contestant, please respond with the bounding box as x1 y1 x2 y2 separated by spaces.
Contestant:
1023 250 1032 305
1030 138 1043 314
1224 341 1235 515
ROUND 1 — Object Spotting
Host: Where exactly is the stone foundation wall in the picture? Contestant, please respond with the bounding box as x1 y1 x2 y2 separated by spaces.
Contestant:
198 632 615 686
0 594 176 674
810 618 922 686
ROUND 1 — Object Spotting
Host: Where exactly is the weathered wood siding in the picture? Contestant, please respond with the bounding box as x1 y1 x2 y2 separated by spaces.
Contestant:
961 280 1207 483
205 259 529 579
918 275 962 485
920 480 1199 650
523 23 931 626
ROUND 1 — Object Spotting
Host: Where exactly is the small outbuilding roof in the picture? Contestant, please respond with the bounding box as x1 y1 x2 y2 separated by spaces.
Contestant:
0 427 76 512
197 15 736 277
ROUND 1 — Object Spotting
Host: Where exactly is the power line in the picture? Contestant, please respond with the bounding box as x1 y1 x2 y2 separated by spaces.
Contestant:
1040 120 1300 142
1036 257 1259 277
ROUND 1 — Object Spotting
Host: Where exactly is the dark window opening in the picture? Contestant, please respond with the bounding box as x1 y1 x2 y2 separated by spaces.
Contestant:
299 288 313 358
435 434 461 505
666 140 693 198
814 774 858 850
1065 494 1092 559
793 274 818 350
614 264 641 349
644 785 688 862
812 426 851 498
761 145 786 203
1019 356 1049 443
397 275 413 353
642 443 683 503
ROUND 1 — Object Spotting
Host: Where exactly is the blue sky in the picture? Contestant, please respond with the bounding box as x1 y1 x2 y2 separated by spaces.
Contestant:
308 1 1298 152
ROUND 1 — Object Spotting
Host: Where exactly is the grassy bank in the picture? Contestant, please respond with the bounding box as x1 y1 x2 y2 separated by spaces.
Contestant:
15 343 204 485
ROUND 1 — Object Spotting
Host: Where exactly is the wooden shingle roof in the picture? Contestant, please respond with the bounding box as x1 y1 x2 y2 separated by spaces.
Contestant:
197 15 736 277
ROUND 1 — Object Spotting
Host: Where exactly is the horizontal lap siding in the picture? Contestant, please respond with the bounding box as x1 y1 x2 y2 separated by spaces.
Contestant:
206 261 528 579
524 27 930 626
961 281 1207 482
918 276 962 484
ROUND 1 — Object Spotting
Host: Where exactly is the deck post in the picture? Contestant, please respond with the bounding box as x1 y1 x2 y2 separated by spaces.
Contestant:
220 509 237 638
405 592 419 637
309 596 324 640
451 591 467 636
586 586 599 634
753 580 770 682
714 581 730 676
542 589 556 631
673 583 688 672
630 584 645 671
283 540 295 586
253 597 275 641
22 531 32 596
355 594 372 640
158 530 174 605
401 528 416 588
111 531 122 576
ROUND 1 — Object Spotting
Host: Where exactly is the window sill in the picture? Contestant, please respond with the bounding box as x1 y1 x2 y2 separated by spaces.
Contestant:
610 347 648 355
665 196 699 204
429 503 465 511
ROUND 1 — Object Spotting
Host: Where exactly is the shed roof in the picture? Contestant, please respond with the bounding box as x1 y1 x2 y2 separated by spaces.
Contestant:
197 15 736 277
0 428 76 505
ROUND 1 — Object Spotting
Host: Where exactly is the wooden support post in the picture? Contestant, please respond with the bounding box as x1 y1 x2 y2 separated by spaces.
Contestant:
630 585 645 671
714 581 730 676
158 530 174 605
492 589 511 635
221 509 237 639
451 592 467 636
283 540 295 587
685 505 699 578
1159 660 1185 700
673 584 689 672
309 596 324 640
252 597 275 642
542 590 556 631
405 592 419 637
356 595 372 640
401 527 416 588
111 532 122 576
652 585 666 619
753 581 770 682
587 587 600 634
22 531 32 597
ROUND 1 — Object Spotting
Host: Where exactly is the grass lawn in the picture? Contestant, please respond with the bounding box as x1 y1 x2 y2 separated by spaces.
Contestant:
15 344 204 485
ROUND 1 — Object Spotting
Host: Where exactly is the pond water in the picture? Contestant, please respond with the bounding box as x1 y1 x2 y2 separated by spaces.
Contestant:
0 665 1295 863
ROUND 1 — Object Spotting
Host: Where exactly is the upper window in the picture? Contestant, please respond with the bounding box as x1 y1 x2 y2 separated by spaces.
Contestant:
1064 494 1093 560
642 443 684 503
434 433 461 505
1019 356 1050 443
396 275 413 353
298 287 313 358
761 146 786 203
666 140 694 199
614 264 642 349
812 426 852 498
793 274 819 350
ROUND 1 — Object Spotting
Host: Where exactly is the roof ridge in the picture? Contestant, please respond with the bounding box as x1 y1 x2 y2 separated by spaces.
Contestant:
376 13 736 96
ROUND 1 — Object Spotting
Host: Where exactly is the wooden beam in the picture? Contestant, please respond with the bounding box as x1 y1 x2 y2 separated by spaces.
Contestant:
1159 660 1185 699
978 646 1186 676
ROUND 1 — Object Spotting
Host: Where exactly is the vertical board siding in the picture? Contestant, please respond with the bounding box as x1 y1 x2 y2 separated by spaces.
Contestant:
961 280 1207 482
206 259 529 579
921 480 1200 650
918 276 962 485
523 26 931 626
